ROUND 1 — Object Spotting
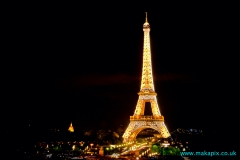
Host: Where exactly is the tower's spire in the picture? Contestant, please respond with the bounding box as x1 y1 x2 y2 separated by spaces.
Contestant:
145 12 148 22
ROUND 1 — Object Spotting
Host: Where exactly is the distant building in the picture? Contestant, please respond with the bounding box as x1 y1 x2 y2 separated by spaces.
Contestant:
99 147 104 156
68 122 74 132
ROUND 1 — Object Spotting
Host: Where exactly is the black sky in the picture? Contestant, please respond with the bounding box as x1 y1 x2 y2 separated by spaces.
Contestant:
4 8 238 134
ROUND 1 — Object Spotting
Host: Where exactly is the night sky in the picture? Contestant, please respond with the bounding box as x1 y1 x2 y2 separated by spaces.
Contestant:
4 9 238 135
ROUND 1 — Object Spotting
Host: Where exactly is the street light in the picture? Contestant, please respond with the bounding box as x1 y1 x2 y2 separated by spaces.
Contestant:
106 147 109 155
72 145 75 150
90 143 94 148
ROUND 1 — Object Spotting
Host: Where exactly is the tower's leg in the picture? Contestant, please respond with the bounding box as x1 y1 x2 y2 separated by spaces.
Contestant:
133 99 144 116
122 121 135 143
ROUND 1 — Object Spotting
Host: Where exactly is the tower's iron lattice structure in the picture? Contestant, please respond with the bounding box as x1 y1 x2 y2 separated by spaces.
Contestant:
122 13 171 142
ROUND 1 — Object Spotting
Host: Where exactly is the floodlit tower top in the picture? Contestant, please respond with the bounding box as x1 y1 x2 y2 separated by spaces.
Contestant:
143 12 150 29
140 12 153 92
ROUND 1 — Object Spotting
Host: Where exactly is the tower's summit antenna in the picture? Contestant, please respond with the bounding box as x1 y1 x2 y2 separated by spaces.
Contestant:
145 12 148 22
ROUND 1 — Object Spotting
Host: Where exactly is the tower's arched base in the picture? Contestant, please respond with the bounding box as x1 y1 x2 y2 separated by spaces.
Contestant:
122 118 170 143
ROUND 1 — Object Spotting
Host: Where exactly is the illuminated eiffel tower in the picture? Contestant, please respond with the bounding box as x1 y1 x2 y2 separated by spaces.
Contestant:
122 13 171 142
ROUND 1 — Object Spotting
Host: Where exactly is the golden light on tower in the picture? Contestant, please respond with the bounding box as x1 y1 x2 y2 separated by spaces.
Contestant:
122 12 171 142
68 122 74 132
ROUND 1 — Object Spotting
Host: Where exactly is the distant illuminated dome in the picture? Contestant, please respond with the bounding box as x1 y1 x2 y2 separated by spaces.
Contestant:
68 122 74 132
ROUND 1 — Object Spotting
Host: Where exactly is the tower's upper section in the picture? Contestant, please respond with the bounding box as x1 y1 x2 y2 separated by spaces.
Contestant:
139 12 155 95
143 12 150 30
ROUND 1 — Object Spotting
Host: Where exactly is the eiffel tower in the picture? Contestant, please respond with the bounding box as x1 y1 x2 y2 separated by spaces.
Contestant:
122 13 171 143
